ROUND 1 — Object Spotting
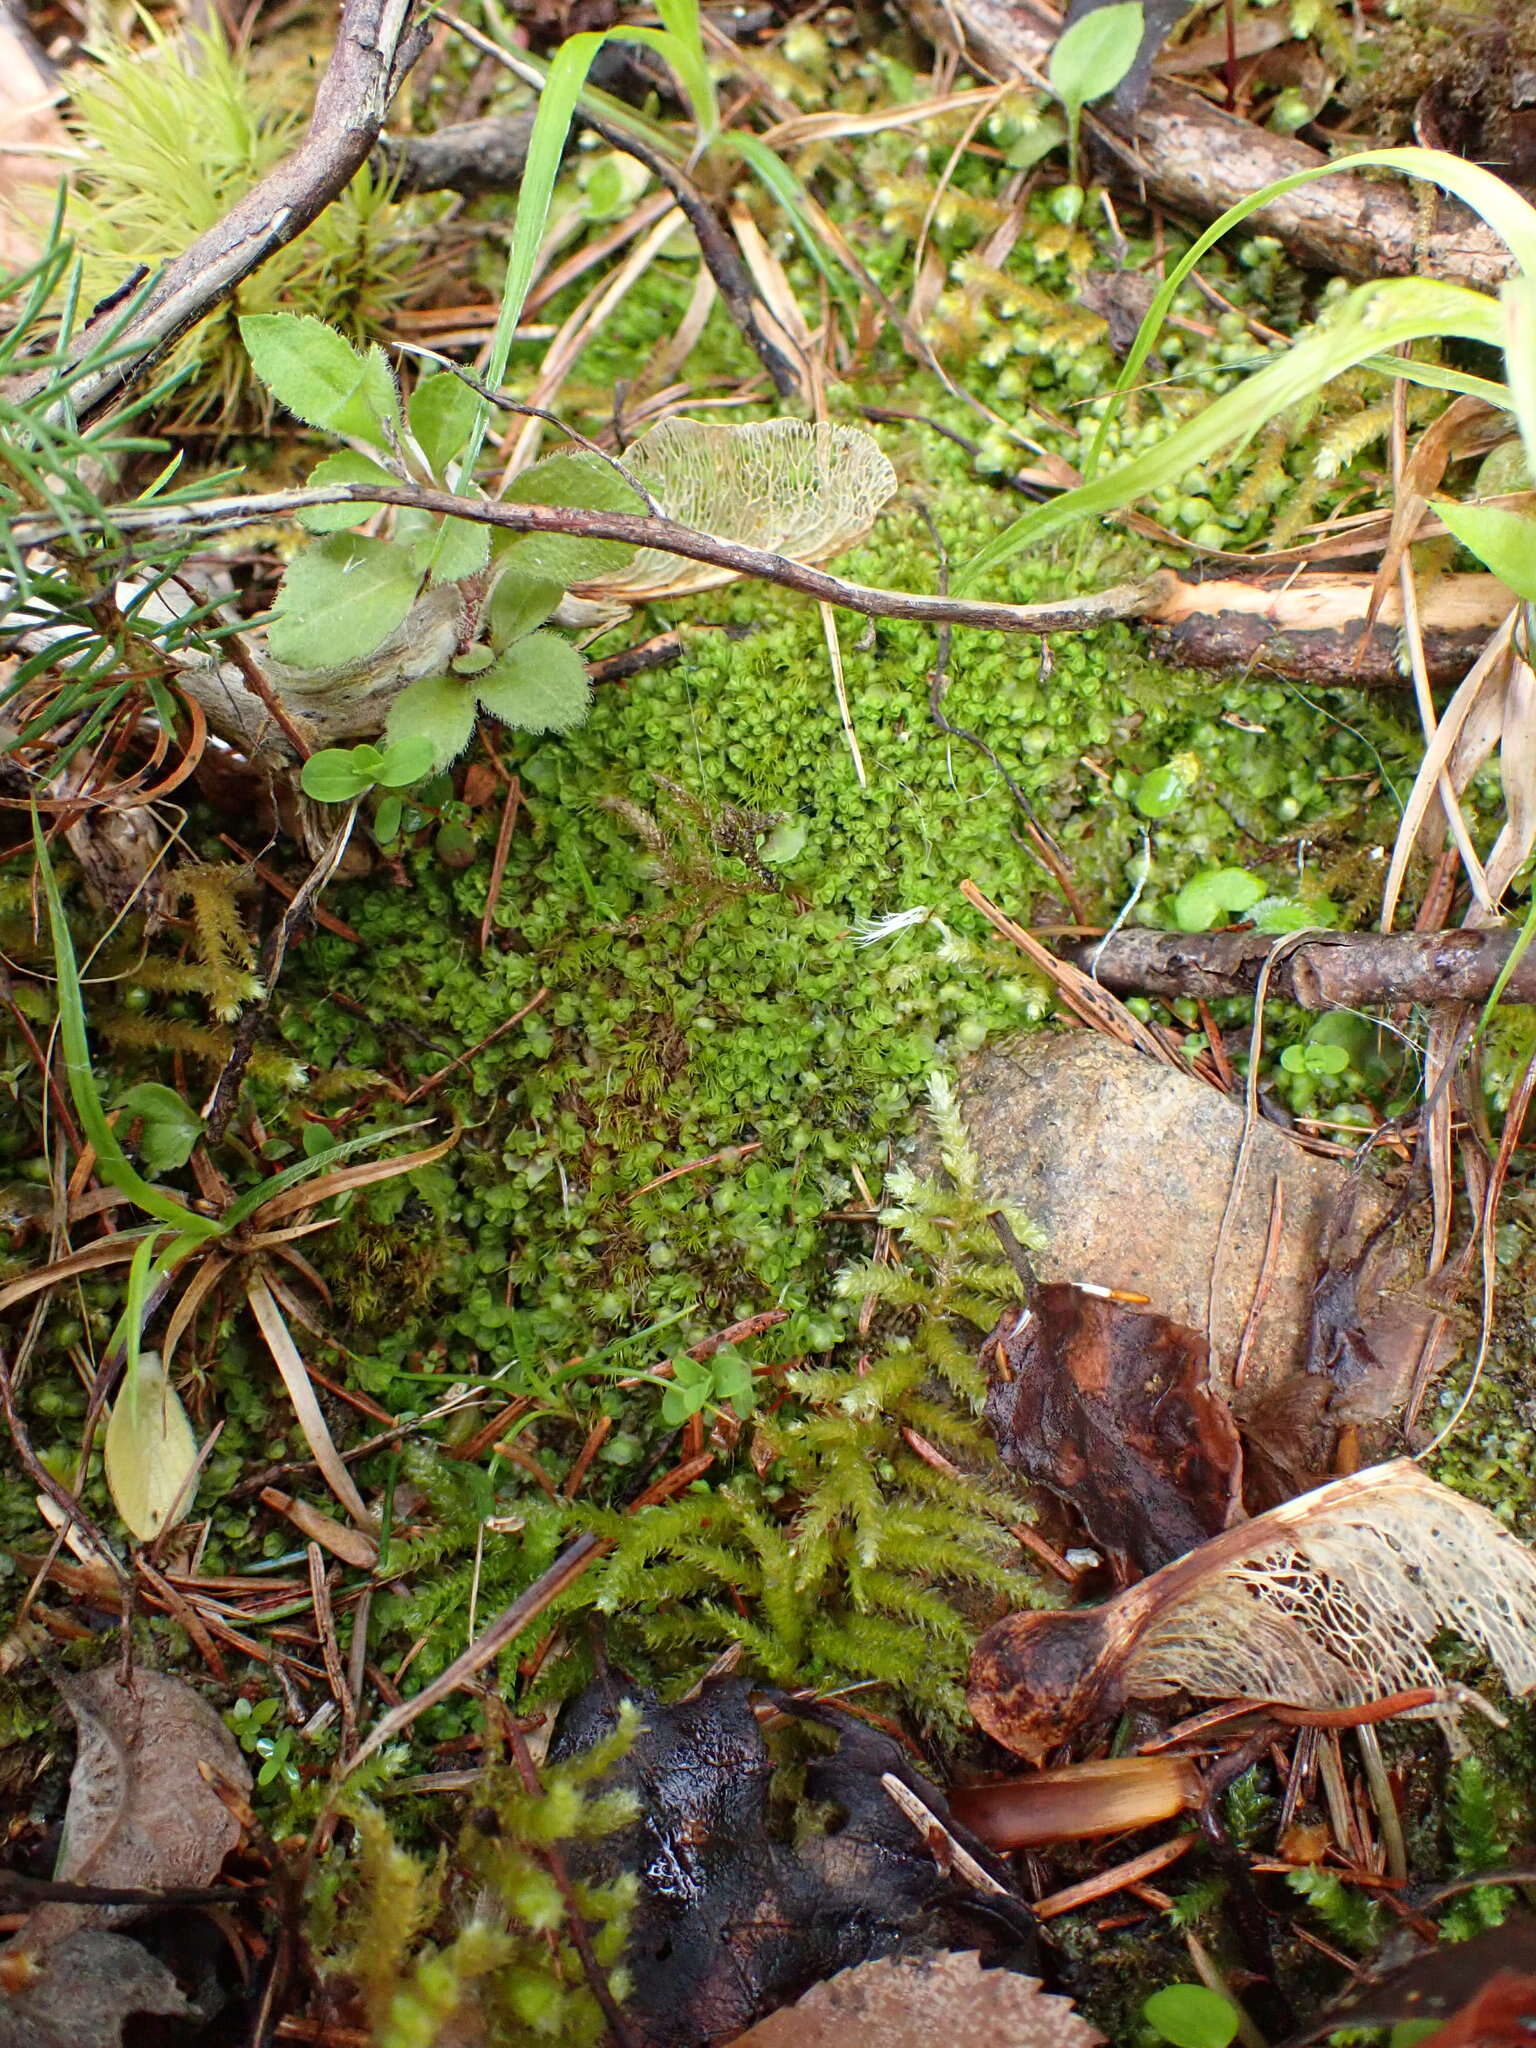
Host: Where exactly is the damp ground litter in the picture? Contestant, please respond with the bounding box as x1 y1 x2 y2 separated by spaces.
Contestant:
4 1 1536 2041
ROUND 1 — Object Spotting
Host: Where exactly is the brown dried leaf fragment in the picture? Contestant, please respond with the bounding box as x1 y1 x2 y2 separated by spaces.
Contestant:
0 1930 192 2048
983 1284 1244 1580
726 1951 1103 2048
8 1666 252 1960
969 1460 1536 1762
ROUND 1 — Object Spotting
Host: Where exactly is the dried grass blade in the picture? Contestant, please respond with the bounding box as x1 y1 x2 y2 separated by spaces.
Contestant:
247 1273 376 1535
1486 656 1536 904
250 1126 458 1229
160 1252 230 1372
0 1234 146 1314
1380 607 1517 930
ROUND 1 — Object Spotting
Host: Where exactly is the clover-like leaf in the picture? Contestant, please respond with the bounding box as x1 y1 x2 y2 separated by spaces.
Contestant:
239 312 398 444
267 536 421 670
104 1350 200 1542
386 672 480 771
298 450 399 533
475 631 591 735
113 1083 203 1176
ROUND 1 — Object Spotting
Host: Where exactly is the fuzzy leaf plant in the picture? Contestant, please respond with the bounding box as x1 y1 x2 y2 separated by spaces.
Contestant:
576 1075 1054 1729
240 312 642 777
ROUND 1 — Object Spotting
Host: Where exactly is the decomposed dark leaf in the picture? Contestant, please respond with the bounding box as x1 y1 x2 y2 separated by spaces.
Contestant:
983 1283 1243 1580
0 1930 192 2048
549 1677 1035 2047
725 1951 1104 2048
8 1666 251 1961
969 1460 1536 1762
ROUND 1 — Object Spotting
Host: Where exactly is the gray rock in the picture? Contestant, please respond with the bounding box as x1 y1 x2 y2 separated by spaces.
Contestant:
957 1032 1433 1415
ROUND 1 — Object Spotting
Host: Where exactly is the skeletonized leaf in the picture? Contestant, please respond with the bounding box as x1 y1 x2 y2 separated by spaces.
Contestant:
727 1952 1103 2047
13 1666 251 1960
970 1460 1536 1762
579 417 898 601
103 1350 199 1542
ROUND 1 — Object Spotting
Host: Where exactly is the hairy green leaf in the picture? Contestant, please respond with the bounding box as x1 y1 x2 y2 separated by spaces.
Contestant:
298 451 398 533
386 672 480 770
408 369 481 477
239 312 398 442
488 571 564 648
268 536 421 669
475 631 591 734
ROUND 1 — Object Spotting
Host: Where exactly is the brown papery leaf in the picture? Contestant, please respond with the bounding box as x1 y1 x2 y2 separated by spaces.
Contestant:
726 1952 1103 2048
969 1460 1536 1763
983 1284 1243 1581
9 1666 251 1959
0 1931 192 2048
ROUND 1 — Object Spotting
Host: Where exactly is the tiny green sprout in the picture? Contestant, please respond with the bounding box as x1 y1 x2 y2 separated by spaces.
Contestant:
1142 1983 1239 2048
660 1346 756 1426
1046 0 1144 185
1171 867 1265 933
300 735 436 804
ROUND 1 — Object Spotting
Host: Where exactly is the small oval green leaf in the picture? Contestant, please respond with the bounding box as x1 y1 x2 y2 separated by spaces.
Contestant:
475 631 591 734
104 1350 200 1542
267 536 421 670
1142 1984 1239 2048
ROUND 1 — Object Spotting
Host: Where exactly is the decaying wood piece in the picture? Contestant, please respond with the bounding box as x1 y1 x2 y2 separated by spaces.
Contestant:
6 0 430 423
909 0 1513 289
968 1460 1536 1762
1144 573 1515 687
1064 926 1536 1010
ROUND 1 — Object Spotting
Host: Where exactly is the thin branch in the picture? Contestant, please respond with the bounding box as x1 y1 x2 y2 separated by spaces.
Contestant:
1064 925 1536 1010
12 483 1175 636
442 10 799 397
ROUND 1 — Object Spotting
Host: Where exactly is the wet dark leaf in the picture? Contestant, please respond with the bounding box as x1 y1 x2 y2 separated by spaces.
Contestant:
983 1283 1243 1581
550 1676 1036 2047
1283 1918 1536 2044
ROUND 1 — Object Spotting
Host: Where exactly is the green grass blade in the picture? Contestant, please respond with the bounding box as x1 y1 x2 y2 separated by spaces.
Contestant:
31 810 220 1239
956 276 1504 590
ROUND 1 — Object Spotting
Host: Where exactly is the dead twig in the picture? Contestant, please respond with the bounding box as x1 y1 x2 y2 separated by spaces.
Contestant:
11 485 1175 639
1064 925 1536 1010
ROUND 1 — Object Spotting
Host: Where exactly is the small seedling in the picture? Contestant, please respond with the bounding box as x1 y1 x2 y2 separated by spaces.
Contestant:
1046 1 1145 187
660 1346 756 1426
298 735 436 805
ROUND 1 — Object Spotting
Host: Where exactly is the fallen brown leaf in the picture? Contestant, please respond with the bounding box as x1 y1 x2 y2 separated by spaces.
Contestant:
0 1929 192 2048
9 1665 251 1960
725 1951 1104 2047
984 1283 1244 1581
